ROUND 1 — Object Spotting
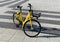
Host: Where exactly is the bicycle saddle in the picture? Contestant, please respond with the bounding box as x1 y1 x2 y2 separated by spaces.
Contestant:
17 6 23 8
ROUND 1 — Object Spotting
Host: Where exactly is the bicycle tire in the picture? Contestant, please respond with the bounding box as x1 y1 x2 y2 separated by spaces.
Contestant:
23 19 41 37
13 12 20 27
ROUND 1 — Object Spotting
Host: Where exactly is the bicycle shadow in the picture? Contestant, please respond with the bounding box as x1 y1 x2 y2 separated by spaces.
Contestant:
21 23 60 38
36 27 60 38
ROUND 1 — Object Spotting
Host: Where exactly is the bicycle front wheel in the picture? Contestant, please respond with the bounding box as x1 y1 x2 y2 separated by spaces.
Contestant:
23 19 41 37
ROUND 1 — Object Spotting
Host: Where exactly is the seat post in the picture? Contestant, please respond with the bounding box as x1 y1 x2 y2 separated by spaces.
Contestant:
20 7 22 12
17 6 22 12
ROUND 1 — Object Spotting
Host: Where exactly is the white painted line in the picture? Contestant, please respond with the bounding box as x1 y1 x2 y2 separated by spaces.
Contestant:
6 0 24 7
41 23 60 29
0 14 13 16
0 0 14 4
40 17 60 21
42 13 60 16
0 19 13 23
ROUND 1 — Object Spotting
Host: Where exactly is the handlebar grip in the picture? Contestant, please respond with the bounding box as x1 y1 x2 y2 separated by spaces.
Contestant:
28 4 31 6
28 3 32 7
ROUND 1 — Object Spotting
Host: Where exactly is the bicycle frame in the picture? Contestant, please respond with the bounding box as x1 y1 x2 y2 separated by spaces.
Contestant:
13 3 41 37
16 11 32 28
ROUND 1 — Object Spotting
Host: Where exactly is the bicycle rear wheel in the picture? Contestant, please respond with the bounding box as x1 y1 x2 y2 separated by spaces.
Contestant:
13 12 20 27
23 19 41 37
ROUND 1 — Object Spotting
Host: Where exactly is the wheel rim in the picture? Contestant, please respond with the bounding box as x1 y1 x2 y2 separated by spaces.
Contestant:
24 20 41 37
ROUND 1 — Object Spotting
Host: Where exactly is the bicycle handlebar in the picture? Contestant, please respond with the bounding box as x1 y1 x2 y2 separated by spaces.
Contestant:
17 3 32 12
28 3 32 10
28 3 32 7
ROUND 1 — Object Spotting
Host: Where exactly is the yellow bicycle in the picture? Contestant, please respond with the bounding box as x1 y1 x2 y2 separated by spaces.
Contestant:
13 3 41 37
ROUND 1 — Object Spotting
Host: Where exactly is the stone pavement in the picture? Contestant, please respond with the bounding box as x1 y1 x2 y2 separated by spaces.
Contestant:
0 0 60 42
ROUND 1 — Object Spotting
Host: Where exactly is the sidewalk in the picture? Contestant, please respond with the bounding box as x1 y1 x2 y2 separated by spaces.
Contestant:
0 0 60 42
